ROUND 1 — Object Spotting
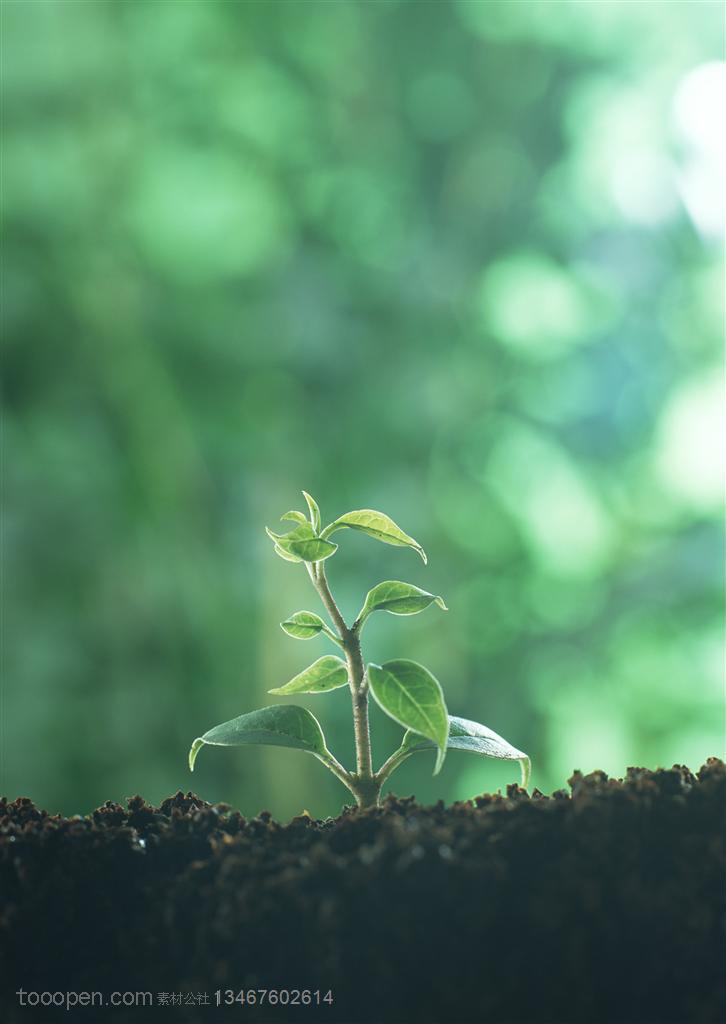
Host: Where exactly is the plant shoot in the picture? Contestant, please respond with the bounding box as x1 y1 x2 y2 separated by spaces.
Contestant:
189 493 530 809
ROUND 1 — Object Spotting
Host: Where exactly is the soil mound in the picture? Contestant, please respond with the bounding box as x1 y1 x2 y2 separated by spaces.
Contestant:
2 760 724 1023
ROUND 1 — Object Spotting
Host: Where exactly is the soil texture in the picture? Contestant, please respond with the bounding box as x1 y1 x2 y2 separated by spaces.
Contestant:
2 760 725 1023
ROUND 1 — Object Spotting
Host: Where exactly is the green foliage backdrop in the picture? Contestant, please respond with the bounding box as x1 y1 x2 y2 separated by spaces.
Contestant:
2 0 724 818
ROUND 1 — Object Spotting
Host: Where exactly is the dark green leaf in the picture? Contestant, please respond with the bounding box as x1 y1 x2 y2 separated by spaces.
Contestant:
368 659 448 773
269 654 349 694
321 509 426 563
359 580 447 624
280 610 327 640
189 705 332 771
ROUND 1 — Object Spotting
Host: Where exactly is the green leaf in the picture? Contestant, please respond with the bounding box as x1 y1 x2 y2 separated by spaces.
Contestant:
266 523 337 563
368 659 449 773
401 715 531 788
358 580 447 624
302 491 321 533
280 610 328 640
320 509 426 563
189 704 332 771
281 510 308 526
273 543 302 563
188 738 205 772
269 655 349 695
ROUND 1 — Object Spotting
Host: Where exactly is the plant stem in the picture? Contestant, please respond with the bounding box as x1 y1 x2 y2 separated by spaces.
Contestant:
310 563 348 638
320 752 361 801
310 562 379 809
375 745 411 788
346 632 374 779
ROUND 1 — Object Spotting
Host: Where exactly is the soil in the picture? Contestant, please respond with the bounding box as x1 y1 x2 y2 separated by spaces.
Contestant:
1 760 725 1024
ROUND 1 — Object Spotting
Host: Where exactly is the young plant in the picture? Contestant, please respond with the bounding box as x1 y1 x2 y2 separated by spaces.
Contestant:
189 492 530 809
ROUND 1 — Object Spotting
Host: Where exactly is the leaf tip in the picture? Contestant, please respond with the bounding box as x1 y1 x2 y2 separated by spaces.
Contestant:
418 547 428 564
188 738 204 772
301 490 322 532
435 596 448 611
519 755 532 790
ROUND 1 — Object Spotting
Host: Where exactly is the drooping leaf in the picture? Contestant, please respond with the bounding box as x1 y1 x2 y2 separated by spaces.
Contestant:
266 523 337 563
189 704 332 771
367 659 449 773
188 738 205 771
280 610 328 640
400 715 531 788
302 491 321 532
269 655 349 695
320 509 426 563
358 580 447 624
281 510 308 526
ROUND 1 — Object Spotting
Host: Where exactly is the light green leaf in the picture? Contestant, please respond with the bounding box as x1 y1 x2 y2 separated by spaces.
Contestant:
188 738 205 772
401 715 531 788
280 610 327 640
281 510 308 526
320 509 426 563
358 580 447 624
266 523 337 563
367 659 449 773
269 655 349 695
189 704 332 771
302 491 321 532
273 543 302 563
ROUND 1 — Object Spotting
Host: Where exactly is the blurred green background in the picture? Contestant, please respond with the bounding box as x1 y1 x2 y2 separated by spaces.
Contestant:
2 0 724 819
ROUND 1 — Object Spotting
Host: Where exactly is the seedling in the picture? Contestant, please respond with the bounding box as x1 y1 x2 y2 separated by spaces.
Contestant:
189 493 530 809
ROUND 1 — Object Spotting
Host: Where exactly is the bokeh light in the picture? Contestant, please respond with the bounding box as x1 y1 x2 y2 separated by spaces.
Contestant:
2 0 723 818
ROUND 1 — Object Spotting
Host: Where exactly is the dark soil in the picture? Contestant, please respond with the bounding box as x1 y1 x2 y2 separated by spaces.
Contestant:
2 761 725 1024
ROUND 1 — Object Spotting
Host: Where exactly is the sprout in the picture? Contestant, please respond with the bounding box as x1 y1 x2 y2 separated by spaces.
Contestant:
189 494 529 809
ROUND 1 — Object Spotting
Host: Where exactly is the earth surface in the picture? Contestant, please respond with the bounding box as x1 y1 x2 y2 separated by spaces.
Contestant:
2 759 724 1023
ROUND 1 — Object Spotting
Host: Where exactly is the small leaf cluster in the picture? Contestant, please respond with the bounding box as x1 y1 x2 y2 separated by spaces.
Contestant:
189 493 530 807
